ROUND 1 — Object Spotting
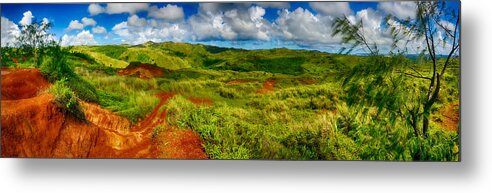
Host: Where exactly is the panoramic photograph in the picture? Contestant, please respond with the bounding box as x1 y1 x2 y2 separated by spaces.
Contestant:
0 1 460 160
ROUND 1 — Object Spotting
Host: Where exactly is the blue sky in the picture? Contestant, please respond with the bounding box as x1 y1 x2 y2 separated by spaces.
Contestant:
1 2 459 54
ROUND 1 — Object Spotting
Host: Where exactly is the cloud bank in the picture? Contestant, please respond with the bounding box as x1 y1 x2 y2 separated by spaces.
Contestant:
1 2 458 54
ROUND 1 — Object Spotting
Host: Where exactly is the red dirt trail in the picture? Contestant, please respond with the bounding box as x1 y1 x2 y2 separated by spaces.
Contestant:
118 63 164 79
1 68 207 159
256 79 276 94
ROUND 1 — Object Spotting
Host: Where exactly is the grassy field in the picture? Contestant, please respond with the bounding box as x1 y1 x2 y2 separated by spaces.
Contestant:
2 41 460 160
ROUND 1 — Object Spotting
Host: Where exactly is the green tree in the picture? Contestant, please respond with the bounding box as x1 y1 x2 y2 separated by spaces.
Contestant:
332 2 459 141
16 19 54 67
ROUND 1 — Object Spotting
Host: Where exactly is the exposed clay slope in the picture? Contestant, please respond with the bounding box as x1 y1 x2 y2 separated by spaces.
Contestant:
117 63 164 79
1 69 99 157
1 68 50 100
1 68 207 159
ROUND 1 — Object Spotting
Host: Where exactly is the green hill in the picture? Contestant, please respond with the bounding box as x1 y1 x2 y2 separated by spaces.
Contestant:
70 41 364 75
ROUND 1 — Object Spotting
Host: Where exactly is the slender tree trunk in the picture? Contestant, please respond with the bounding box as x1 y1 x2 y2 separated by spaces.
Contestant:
34 49 37 67
422 74 440 137
410 109 419 137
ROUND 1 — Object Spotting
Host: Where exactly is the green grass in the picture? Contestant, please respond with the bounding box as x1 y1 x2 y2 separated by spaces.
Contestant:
72 47 129 68
3 41 459 161
119 47 190 70
49 79 86 121
40 45 99 103
78 70 160 123
92 45 128 59
97 90 159 123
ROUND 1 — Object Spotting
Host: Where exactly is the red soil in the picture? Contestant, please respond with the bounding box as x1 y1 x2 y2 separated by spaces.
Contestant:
187 96 213 106
1 68 207 159
256 79 276 94
156 127 208 159
118 63 164 79
1 68 50 100
437 102 460 132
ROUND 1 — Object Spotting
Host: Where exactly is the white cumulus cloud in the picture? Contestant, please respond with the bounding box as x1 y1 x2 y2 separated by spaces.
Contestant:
19 11 34 26
92 26 107 34
88 3 150 15
273 8 339 45
61 30 98 46
1 17 21 46
189 3 271 41
106 3 150 14
309 2 352 17
88 4 105 15
127 15 147 27
148 4 184 21
111 15 188 45
81 17 96 26
255 2 290 9
378 2 417 20
66 20 84 31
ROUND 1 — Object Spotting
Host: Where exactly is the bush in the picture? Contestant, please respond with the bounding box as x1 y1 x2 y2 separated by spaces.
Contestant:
50 79 86 121
70 51 96 63
40 45 99 103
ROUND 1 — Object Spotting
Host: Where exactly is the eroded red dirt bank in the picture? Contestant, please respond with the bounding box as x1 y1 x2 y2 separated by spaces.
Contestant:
117 63 164 79
1 68 207 159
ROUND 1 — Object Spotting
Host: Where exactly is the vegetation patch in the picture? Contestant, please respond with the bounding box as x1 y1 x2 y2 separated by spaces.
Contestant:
49 79 86 121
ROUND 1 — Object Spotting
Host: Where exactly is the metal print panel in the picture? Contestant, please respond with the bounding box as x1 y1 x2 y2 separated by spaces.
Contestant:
0 1 460 160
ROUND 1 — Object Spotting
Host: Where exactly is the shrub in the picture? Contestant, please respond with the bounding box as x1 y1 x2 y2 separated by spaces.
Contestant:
50 79 86 121
40 45 99 103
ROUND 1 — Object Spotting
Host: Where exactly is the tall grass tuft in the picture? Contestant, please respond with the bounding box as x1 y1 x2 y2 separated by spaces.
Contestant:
49 79 86 121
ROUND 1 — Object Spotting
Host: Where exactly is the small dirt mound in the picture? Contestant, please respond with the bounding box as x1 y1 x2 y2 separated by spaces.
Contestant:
438 102 460 132
118 63 163 79
187 96 213 106
256 79 276 94
1 68 50 100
